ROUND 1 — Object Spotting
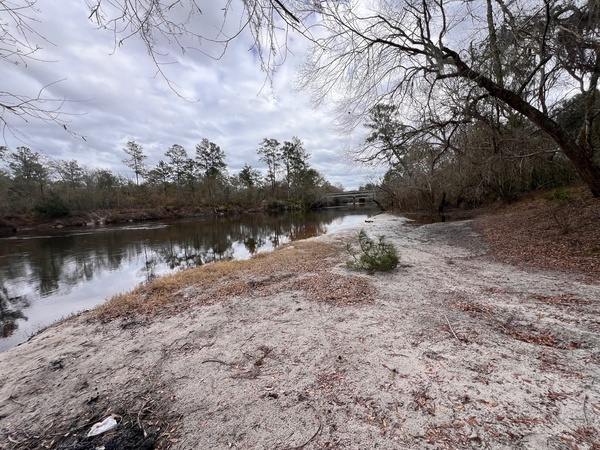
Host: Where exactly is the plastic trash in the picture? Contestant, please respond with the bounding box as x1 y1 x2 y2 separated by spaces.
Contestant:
87 416 118 437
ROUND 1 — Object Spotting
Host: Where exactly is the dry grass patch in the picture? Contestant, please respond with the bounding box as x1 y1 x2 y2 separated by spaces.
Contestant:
290 272 376 305
93 240 346 321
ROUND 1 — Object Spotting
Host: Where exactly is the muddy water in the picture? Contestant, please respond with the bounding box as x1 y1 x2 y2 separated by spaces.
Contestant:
0 208 376 351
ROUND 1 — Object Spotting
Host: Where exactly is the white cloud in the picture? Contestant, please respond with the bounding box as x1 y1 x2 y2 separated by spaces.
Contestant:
1 0 379 189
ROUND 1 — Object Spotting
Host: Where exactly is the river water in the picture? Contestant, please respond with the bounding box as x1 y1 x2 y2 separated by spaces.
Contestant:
0 207 376 351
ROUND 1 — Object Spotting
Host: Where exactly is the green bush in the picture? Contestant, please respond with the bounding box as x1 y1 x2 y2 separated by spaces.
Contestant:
543 187 573 204
34 192 70 218
346 229 400 272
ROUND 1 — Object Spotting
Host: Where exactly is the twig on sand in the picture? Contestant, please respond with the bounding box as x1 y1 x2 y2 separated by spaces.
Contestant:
202 359 236 366
286 404 321 450
240 332 257 349
444 314 460 341
138 398 151 438
382 363 399 375
8 396 25 407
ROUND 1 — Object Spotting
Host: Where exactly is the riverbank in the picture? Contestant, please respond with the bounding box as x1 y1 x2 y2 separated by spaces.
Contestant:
0 201 319 237
0 193 598 449
0 206 242 236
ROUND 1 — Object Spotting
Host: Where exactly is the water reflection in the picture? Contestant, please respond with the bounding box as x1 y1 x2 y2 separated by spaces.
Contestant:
0 285 29 338
0 208 376 351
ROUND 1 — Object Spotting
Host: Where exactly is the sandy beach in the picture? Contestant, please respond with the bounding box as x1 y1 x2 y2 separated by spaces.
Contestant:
0 213 598 449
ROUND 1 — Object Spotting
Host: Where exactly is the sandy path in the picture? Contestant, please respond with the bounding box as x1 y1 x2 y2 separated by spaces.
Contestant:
0 214 598 449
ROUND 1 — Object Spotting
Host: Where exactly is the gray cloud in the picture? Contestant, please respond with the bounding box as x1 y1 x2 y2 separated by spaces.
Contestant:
1 0 378 189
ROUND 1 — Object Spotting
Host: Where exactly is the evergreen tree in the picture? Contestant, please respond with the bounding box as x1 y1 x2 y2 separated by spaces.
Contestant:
6 147 49 203
281 137 310 197
238 164 262 188
165 144 189 207
147 160 172 196
195 138 227 179
122 140 147 186
257 138 280 194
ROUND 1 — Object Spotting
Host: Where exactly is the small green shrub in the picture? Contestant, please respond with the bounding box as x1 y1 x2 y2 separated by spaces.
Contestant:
543 187 573 204
346 229 400 272
34 192 70 218
584 246 600 256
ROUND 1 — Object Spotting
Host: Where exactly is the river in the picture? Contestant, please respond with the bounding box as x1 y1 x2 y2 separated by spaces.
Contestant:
0 207 377 351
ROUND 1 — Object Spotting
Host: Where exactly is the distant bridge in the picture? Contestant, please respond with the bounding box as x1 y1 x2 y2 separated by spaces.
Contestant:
323 190 376 204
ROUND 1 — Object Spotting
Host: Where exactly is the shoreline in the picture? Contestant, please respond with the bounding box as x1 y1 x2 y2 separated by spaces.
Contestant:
0 206 253 236
0 214 598 449
0 202 353 237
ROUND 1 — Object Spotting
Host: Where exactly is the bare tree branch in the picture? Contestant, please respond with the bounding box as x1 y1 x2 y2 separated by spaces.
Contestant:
298 0 600 196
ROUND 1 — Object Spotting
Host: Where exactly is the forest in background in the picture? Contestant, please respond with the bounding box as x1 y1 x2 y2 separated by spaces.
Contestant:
0 91 593 226
359 93 593 215
0 136 344 224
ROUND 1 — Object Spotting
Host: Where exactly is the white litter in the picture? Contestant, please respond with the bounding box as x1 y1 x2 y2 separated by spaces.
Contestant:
87 416 118 437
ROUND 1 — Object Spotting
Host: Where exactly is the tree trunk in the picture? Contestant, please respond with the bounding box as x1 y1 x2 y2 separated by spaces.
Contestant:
445 48 600 197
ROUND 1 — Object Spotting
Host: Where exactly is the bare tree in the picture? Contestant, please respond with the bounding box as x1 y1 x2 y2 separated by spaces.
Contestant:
2 0 306 135
0 1 80 140
298 0 600 197
85 0 306 87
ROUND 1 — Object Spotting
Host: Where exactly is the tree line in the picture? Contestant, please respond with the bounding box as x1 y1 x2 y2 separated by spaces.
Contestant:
0 137 340 219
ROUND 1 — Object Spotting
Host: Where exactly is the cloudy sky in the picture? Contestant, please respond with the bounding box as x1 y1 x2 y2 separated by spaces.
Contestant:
1 0 380 189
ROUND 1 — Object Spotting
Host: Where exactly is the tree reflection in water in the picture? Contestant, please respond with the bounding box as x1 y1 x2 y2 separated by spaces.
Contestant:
0 208 376 350
0 284 29 338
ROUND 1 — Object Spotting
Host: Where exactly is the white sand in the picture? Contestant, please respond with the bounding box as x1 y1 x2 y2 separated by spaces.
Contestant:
1 214 598 449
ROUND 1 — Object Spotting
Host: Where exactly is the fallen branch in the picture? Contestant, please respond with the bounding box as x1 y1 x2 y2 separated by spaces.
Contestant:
8 396 25 407
287 404 321 450
137 399 151 438
444 314 460 341
201 359 235 366
240 331 256 349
